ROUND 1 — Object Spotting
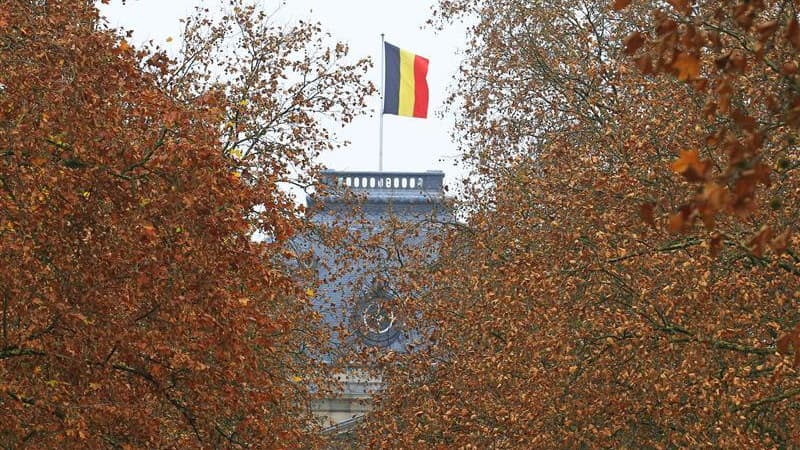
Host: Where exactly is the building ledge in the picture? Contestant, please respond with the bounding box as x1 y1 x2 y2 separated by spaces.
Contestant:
308 170 446 207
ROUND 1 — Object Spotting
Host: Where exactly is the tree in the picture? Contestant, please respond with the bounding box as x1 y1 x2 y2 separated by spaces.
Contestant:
0 0 371 447
357 0 800 447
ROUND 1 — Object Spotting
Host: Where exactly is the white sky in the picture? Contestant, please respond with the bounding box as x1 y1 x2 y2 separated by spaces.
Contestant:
98 0 468 188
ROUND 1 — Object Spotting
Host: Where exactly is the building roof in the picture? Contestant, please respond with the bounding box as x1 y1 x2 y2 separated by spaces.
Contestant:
308 170 446 207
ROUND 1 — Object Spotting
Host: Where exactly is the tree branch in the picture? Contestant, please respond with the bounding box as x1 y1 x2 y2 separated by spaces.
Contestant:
0 346 45 360
737 388 800 412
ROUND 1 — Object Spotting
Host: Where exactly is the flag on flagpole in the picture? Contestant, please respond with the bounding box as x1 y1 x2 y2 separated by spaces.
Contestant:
383 42 429 118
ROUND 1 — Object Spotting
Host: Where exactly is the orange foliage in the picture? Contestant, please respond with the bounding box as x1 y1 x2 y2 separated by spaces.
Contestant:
355 0 800 448
0 1 371 447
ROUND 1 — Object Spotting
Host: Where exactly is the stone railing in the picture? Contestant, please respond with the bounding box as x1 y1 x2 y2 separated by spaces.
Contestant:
312 370 381 431
321 170 444 193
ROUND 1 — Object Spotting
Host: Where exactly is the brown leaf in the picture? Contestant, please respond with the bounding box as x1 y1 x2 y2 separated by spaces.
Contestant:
731 109 756 132
787 18 800 50
672 149 711 182
141 223 157 238
715 51 731 70
748 225 772 257
656 18 678 36
705 129 723 147
612 0 633 11
709 233 723 257
769 230 790 254
700 182 727 211
717 81 732 115
754 162 771 186
665 0 690 15
702 100 717 119
635 54 654 74
728 49 747 74
691 77 708 92
724 137 745 165
755 20 779 41
672 53 700 81
734 3 755 29
667 205 693 234
776 333 792 354
776 325 800 368
667 212 684 234
639 202 656 229
764 94 780 112
118 39 131 52
624 32 646 55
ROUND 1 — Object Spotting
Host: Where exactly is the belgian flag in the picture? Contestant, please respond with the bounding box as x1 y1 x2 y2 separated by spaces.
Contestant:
383 42 429 119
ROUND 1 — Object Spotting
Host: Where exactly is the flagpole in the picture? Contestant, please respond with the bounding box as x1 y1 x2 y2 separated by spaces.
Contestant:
379 33 385 172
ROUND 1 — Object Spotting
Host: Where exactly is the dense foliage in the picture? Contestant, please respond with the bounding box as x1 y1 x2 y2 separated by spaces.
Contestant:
6 0 800 447
0 0 371 447
358 0 800 447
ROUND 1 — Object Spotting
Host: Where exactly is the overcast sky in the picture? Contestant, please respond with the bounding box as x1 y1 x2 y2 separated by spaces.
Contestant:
98 1 468 187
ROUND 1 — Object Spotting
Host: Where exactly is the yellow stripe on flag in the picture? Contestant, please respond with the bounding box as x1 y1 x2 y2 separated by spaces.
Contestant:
398 48 416 117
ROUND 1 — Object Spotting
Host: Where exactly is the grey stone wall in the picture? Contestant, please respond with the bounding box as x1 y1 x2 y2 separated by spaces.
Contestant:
305 170 449 428
305 170 448 353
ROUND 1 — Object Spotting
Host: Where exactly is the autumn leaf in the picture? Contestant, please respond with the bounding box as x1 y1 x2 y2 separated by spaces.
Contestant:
667 211 685 233
709 233 723 257
623 32 645 55
730 109 756 132
776 333 792 356
612 0 633 11
672 149 711 182
665 0 690 15
635 54 653 74
769 230 790 254
638 202 656 228
748 225 772 257
781 61 797 75
31 156 48 166
755 20 779 41
777 325 800 368
787 18 800 50
699 182 726 211
141 223 157 238
672 53 700 81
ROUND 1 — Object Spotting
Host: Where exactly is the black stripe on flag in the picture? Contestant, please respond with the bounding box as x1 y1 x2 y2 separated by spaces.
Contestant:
384 42 400 115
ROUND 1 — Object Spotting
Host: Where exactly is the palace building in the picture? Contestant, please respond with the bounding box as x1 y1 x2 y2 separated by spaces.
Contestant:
303 169 449 433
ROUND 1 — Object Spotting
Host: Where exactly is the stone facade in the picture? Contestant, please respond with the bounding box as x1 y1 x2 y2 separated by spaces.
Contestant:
305 170 447 430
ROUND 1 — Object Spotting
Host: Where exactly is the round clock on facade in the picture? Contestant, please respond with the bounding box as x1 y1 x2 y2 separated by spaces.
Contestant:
352 285 401 346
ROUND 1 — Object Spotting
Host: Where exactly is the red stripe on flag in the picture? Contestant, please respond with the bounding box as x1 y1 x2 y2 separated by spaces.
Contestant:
412 55 429 118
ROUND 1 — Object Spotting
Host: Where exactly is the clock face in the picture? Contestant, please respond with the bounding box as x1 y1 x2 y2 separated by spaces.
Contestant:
361 302 396 334
353 289 401 346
